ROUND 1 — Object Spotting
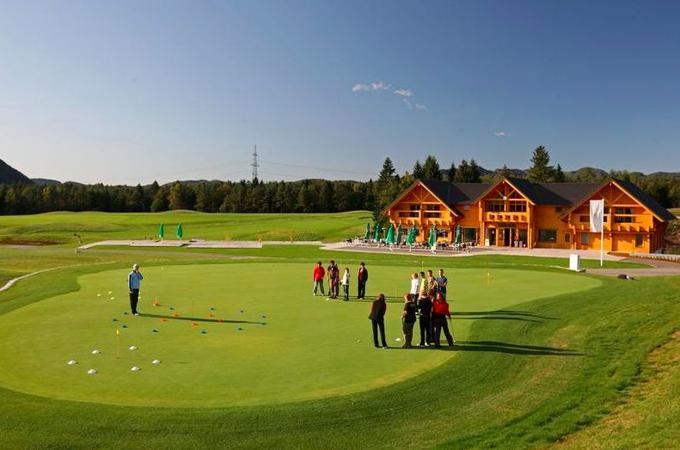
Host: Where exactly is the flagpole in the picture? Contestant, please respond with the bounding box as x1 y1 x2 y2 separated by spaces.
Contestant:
600 217 604 267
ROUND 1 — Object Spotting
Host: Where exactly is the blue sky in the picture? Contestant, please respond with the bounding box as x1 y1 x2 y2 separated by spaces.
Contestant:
1 0 679 184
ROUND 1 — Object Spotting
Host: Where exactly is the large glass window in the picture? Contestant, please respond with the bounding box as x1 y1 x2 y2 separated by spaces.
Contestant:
635 234 644 247
462 228 477 242
485 201 505 212
580 233 589 245
538 229 557 242
424 204 440 211
508 201 526 212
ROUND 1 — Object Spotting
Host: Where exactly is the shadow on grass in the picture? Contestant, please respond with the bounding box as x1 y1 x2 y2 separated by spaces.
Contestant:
432 340 582 356
453 310 558 320
139 313 265 325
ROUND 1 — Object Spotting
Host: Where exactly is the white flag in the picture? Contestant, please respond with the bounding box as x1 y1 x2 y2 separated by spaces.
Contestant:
590 200 604 232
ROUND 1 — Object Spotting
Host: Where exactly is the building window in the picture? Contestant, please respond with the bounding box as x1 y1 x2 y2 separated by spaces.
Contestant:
424 204 440 211
555 207 563 213
565 233 571 243
615 207 632 215
409 204 420 211
509 201 526 212
462 228 478 243
579 215 589 223
485 201 505 212
615 216 634 223
399 212 418 218
635 234 644 247
538 229 557 242
580 233 589 245
424 212 441 218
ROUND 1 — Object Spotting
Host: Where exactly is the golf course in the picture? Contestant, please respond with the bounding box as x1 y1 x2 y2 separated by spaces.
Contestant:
0 211 678 448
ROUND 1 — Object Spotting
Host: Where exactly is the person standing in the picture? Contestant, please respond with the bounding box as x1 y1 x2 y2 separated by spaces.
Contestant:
312 261 326 296
341 267 350 301
328 260 340 299
409 272 420 300
427 270 438 296
128 263 144 316
418 271 428 300
417 288 433 346
368 293 388 348
432 292 455 347
357 262 368 299
401 293 417 348
436 269 448 300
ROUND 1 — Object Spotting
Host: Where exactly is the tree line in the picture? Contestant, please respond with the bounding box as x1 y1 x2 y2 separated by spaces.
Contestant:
0 146 678 216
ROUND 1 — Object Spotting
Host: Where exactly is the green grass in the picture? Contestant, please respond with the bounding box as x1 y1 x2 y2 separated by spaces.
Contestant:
0 211 674 448
0 263 599 408
0 242 677 448
0 210 372 244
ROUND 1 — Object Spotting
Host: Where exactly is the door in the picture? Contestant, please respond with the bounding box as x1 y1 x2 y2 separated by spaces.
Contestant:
502 228 512 246
487 228 496 246
518 229 528 247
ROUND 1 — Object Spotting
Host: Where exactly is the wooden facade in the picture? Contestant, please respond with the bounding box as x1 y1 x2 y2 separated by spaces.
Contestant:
383 177 675 254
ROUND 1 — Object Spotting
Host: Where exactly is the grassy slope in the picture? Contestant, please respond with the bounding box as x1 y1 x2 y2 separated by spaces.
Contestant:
0 245 677 448
0 210 372 244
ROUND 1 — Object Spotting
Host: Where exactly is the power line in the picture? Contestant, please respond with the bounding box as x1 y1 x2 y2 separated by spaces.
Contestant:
258 158 375 177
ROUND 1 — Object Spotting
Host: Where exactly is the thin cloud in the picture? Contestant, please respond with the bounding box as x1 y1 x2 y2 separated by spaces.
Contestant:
415 103 427 110
352 81 390 92
394 88 413 97
494 131 508 137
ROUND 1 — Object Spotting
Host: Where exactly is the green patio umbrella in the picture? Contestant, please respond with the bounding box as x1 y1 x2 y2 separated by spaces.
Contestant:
158 223 165 240
373 223 381 241
406 226 415 246
455 225 462 245
395 226 402 245
428 225 437 249
364 222 371 240
176 223 184 240
385 224 395 245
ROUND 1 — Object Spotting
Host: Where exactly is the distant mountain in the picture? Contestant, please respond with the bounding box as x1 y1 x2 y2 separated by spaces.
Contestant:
0 159 32 184
31 178 61 186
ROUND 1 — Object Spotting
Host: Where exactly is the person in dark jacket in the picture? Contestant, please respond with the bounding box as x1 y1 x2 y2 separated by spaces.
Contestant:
327 260 340 299
417 290 433 347
401 293 417 348
357 262 368 299
432 292 455 347
368 293 388 348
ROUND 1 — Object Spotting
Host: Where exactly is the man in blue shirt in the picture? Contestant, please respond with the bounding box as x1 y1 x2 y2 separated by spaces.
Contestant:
128 264 144 316
436 269 448 300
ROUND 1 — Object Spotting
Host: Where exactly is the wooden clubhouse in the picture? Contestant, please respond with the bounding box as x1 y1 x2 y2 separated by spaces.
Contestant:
383 177 675 254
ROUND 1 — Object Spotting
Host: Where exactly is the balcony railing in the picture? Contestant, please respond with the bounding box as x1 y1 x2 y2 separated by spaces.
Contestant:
485 212 528 222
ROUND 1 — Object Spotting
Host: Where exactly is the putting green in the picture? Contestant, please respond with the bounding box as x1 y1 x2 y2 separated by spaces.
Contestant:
0 263 600 407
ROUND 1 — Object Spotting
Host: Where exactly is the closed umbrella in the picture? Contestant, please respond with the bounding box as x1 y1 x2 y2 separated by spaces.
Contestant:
374 224 381 241
176 223 184 240
455 225 462 245
386 224 395 245
428 225 437 249
158 223 165 240
395 226 402 245
364 222 371 240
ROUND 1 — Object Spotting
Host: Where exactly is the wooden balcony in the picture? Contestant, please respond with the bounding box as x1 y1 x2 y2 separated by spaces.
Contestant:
484 212 528 223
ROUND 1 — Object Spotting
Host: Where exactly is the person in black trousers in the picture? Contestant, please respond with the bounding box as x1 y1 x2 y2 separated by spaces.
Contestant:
368 293 388 348
417 290 433 347
357 262 368 299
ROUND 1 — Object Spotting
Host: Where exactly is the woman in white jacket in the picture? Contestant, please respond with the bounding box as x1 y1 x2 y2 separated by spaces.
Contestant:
341 268 350 301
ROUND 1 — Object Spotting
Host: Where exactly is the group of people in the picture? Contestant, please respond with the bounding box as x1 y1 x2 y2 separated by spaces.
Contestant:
368 269 455 349
312 260 368 300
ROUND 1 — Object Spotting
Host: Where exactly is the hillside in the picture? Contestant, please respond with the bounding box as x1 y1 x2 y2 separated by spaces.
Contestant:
0 159 31 184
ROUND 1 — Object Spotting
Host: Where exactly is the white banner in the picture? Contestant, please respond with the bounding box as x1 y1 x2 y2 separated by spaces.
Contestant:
590 199 604 233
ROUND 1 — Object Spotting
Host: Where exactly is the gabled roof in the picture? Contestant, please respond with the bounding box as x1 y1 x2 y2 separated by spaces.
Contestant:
383 180 463 217
613 178 676 222
421 180 490 205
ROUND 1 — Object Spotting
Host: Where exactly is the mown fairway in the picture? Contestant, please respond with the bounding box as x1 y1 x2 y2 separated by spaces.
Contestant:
0 212 678 449
0 210 371 244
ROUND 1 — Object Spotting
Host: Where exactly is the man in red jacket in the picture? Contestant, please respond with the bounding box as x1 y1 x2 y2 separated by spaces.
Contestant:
312 261 326 296
357 262 368 299
432 292 455 347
